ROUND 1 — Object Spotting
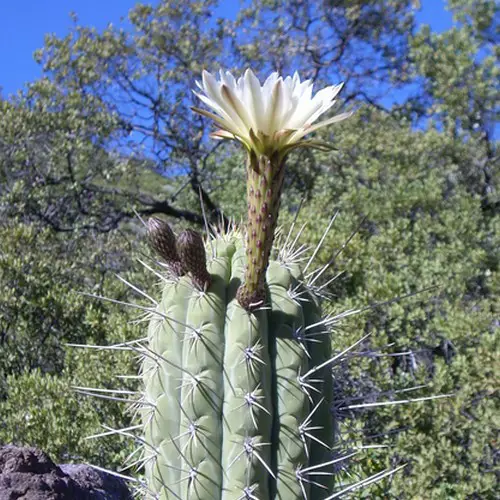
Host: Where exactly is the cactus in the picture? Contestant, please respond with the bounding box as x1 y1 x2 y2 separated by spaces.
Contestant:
135 70 354 499
143 220 339 499
76 70 429 498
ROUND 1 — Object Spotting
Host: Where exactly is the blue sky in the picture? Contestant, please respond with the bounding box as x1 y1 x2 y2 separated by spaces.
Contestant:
0 0 453 96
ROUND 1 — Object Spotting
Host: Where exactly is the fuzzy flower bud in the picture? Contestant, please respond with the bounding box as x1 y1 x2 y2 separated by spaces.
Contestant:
147 217 185 276
176 229 212 291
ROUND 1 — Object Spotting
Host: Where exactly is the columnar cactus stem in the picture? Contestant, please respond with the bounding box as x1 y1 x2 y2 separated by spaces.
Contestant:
221 245 273 498
143 236 339 499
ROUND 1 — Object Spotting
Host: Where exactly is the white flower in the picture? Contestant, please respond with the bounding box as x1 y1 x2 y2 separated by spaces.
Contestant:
192 69 352 157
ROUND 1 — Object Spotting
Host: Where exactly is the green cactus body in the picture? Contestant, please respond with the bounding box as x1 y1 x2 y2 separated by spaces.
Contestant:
142 233 334 499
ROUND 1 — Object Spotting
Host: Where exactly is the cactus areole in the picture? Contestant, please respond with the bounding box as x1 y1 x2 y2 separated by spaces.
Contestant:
144 70 350 499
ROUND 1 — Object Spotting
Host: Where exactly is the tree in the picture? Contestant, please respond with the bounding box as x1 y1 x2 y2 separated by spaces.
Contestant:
2 0 419 234
408 0 498 213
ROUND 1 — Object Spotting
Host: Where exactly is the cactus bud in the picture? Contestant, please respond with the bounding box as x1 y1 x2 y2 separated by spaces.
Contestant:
147 217 185 276
176 229 212 290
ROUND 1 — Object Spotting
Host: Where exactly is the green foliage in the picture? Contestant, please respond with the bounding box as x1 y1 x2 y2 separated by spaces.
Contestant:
0 222 130 381
0 220 142 467
0 347 136 468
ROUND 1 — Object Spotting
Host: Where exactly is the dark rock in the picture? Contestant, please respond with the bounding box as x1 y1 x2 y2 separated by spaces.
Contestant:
60 464 132 500
0 446 131 500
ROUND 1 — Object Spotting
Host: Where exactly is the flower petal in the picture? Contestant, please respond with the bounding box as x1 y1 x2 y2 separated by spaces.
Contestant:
303 99 337 126
262 72 279 107
288 111 354 143
265 78 285 135
243 69 265 131
201 70 223 103
210 129 236 140
200 72 244 130
192 91 245 131
303 110 353 133
191 106 242 136
221 83 254 131
286 98 325 129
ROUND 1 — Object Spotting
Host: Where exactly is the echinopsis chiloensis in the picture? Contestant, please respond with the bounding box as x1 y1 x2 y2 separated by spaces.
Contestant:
139 69 352 498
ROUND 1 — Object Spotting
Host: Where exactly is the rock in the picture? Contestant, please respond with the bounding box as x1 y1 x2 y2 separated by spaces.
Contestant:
60 464 132 500
0 445 131 500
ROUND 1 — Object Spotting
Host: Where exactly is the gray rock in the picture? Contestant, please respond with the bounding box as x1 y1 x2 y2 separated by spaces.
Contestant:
0 446 131 500
60 464 132 500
